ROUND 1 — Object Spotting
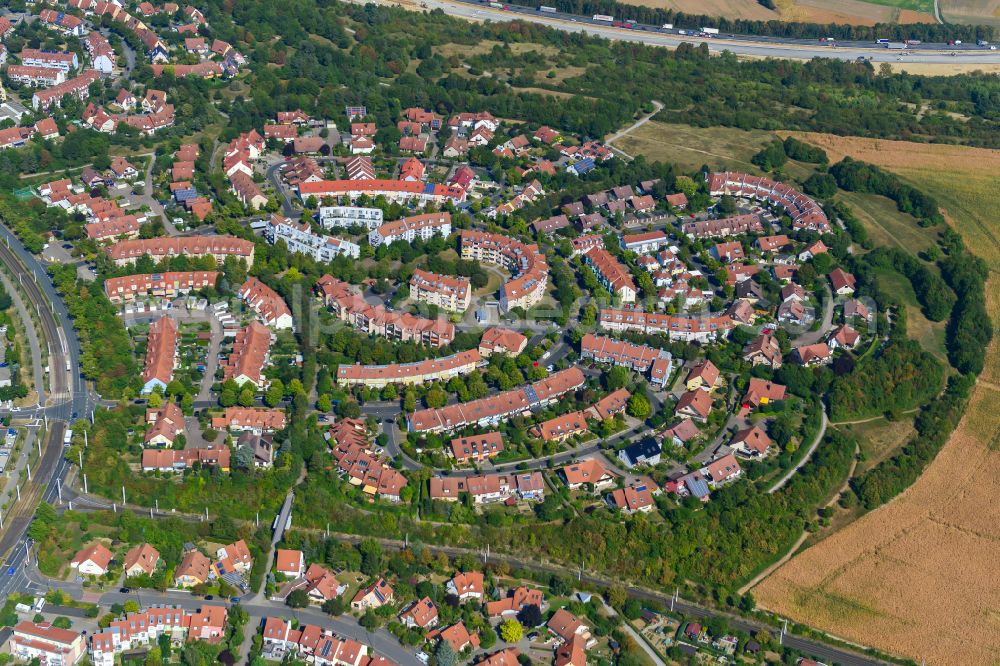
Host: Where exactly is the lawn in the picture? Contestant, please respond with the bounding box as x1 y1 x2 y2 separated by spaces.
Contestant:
871 268 947 362
610 121 774 172
835 414 915 476
835 190 939 257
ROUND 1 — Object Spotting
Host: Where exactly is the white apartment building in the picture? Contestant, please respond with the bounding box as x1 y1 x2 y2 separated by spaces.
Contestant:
318 206 383 230
264 215 360 260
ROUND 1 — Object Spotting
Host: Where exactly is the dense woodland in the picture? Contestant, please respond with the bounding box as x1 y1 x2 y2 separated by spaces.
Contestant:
151 0 1000 150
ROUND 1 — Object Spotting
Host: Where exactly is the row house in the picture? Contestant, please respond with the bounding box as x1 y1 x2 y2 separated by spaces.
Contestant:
336 349 481 389
298 179 465 206
211 407 286 433
38 9 86 36
31 69 99 109
707 171 829 231
221 321 274 389
151 61 224 78
85 215 142 242
261 221 364 262
260 617 368 666
283 156 324 187
238 276 294 329
599 307 735 343
105 235 255 267
230 171 268 210
409 268 471 312
368 211 451 247
579 333 673 387
83 32 115 72
459 230 548 312
104 271 219 303
141 316 177 394
429 471 544 503
681 213 763 239
316 275 454 347
408 367 585 433
330 438 407 502
583 248 637 303
449 431 504 463
144 402 185 447
141 445 231 472
345 155 375 180
90 606 227 666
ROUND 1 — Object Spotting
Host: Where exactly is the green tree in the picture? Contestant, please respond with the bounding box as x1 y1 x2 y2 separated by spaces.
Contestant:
627 393 651 419
316 394 332 412
264 379 284 407
286 589 309 608
237 387 256 407
499 618 523 643
434 639 457 666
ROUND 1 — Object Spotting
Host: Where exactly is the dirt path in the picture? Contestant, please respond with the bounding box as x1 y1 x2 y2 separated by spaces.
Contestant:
605 100 664 158
830 407 918 426
768 407 828 494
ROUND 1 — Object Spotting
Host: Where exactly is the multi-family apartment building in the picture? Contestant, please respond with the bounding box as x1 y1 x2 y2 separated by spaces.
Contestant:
459 230 548 312
104 271 219 303
264 214 360 261
409 268 471 312
316 275 454 347
317 205 383 230
106 236 255 267
368 212 451 247
336 349 481 389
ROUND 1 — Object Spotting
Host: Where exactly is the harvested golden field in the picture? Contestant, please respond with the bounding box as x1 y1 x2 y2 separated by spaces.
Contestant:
614 0 777 20
777 0 936 24
756 134 1000 665
756 362 1000 666
940 0 1000 24
782 132 1000 266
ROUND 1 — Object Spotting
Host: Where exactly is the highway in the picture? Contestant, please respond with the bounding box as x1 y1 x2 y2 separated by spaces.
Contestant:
407 0 1000 64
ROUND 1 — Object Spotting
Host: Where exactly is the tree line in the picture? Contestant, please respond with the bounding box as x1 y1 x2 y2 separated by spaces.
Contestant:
830 157 943 225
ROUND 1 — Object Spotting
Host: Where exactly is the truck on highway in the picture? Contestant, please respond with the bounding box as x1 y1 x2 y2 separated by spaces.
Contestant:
876 38 889 44
592 14 613 22
538 5 556 12
488 2 503 7
661 23 673 29
886 42 907 49
978 39 990 46
63 429 73 446
701 26 719 35
65 358 71 372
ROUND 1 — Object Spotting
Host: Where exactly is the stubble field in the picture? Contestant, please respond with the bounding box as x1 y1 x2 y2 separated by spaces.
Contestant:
754 133 1000 666
613 0 936 24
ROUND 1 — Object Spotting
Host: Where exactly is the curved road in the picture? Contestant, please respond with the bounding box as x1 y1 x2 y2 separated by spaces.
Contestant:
403 0 1000 64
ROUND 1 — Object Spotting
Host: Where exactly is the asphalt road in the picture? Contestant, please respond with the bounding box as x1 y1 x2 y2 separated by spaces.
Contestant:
409 0 1000 64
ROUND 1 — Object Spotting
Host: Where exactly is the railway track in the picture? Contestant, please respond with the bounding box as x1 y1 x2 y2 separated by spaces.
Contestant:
0 238 68 397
